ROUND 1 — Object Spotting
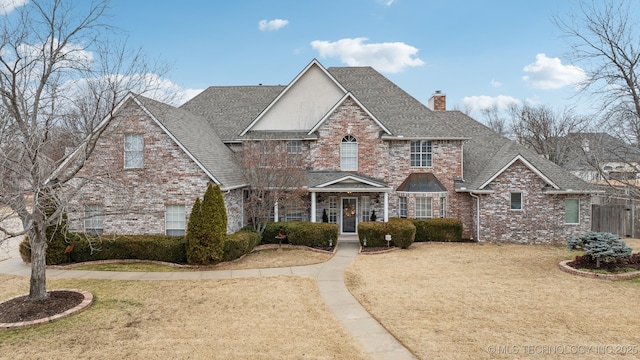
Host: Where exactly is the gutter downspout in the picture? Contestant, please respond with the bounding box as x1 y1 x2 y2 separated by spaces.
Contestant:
469 192 480 242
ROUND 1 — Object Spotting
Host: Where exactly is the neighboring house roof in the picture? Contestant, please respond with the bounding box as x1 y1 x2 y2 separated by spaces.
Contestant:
560 132 640 171
134 95 246 190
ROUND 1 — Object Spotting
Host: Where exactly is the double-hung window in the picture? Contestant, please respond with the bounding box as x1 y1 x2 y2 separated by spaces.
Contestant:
124 134 144 169
287 140 303 167
398 197 407 218
439 197 446 218
84 205 104 234
165 205 186 236
416 197 432 219
341 135 358 171
410 140 432 167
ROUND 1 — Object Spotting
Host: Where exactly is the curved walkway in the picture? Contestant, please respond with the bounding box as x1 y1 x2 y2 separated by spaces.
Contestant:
0 236 416 360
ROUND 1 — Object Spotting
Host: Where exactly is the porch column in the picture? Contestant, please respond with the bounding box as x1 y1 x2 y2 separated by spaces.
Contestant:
274 201 279 222
383 192 389 222
310 192 317 223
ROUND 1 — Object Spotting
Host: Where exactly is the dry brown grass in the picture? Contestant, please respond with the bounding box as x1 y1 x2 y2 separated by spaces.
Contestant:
0 275 367 360
345 240 640 360
214 248 332 270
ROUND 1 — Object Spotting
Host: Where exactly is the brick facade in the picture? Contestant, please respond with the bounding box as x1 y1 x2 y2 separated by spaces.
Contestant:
471 161 591 243
67 100 243 235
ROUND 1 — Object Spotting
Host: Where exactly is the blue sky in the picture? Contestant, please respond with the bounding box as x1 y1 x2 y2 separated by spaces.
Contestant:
3 0 603 117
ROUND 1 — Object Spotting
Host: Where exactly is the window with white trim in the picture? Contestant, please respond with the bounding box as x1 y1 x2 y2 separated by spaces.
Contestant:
360 196 370 222
416 197 432 219
124 134 144 169
341 135 358 171
287 140 303 167
399 196 407 218
328 196 338 223
410 140 432 167
84 205 104 234
439 197 446 218
284 208 304 222
165 205 186 236
565 198 580 224
510 192 522 210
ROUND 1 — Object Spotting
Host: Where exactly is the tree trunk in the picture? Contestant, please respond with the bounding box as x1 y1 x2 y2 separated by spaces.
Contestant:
29 230 49 300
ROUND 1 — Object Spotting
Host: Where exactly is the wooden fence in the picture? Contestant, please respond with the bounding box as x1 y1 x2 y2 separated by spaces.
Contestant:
591 203 640 239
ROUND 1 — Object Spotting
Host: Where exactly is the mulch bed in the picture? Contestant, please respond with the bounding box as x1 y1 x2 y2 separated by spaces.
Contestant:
0 291 84 323
567 253 640 273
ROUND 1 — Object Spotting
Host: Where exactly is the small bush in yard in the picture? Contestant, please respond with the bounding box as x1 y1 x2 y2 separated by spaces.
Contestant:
410 218 463 242
567 231 632 268
358 219 415 249
259 222 337 248
222 230 261 262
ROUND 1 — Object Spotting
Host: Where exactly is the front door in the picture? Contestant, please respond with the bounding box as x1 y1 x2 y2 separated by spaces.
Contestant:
341 197 358 233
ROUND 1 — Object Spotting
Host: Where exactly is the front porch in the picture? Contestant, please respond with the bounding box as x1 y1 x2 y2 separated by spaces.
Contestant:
306 171 392 234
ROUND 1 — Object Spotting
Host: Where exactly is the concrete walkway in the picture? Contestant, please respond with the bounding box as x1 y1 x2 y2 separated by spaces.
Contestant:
0 235 416 360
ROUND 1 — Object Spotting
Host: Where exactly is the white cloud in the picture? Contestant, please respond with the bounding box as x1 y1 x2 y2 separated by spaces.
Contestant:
0 0 28 15
385 0 396 5
310 37 425 73
258 19 289 32
462 95 521 111
522 53 586 90
490 79 502 88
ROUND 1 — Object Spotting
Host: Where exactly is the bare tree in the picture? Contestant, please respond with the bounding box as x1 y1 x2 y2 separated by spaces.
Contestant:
509 104 590 167
240 140 308 235
0 0 167 300
555 0 640 145
481 104 509 137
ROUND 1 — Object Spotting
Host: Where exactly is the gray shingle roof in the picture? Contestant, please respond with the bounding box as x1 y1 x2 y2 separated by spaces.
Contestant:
306 171 389 189
180 86 285 141
134 95 246 190
177 64 596 193
438 111 597 192
327 67 468 139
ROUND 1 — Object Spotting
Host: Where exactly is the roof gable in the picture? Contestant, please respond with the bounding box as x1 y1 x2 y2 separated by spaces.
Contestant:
479 155 559 190
307 92 392 135
133 95 246 190
240 59 346 135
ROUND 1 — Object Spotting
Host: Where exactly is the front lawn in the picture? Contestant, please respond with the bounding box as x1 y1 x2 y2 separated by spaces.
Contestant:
345 240 640 360
0 275 366 359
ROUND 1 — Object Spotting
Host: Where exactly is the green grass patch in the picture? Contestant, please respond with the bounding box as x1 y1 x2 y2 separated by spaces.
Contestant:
71 262 189 272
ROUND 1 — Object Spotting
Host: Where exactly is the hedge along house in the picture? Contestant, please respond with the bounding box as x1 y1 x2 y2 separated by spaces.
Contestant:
181 59 600 242
62 59 600 242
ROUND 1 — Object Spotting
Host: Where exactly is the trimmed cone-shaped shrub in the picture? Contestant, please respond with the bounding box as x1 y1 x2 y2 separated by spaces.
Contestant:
186 197 208 264
186 184 229 265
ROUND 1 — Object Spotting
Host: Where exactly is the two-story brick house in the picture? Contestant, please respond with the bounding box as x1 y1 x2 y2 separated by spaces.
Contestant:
64 59 599 243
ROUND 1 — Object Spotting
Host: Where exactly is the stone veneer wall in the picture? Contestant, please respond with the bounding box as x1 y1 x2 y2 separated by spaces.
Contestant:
66 100 243 235
472 161 591 243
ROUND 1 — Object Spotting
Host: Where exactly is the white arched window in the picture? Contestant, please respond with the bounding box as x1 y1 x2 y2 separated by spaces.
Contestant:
341 135 358 171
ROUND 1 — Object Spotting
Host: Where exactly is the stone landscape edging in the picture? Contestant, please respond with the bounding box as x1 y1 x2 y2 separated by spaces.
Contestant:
558 260 640 280
0 289 93 331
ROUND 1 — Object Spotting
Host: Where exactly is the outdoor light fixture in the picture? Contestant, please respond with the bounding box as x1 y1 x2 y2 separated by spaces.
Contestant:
363 237 367 246
329 238 333 247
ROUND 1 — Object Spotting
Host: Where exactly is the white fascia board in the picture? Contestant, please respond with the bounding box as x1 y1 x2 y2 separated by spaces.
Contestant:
307 92 392 135
240 59 347 136
479 154 559 190
315 175 385 188
133 96 222 186
310 187 392 193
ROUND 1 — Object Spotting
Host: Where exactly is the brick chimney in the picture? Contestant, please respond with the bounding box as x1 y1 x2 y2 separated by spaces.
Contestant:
428 90 446 111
